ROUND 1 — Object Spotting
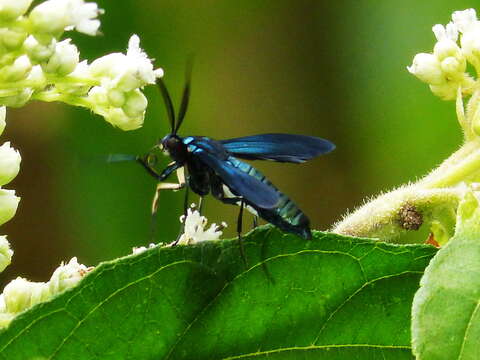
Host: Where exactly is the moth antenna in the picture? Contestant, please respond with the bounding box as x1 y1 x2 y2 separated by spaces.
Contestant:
156 77 176 134
175 57 194 134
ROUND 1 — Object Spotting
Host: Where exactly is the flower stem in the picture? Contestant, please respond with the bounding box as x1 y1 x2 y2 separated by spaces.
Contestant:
31 91 91 108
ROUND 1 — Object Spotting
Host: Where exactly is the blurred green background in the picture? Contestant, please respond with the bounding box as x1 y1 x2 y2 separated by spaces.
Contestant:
0 0 475 283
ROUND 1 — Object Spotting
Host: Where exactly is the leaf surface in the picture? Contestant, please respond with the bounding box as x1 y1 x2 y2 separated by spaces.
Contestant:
0 227 435 359
412 193 480 360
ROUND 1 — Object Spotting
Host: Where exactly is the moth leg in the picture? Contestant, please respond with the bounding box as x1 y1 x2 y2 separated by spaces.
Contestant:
152 167 186 217
198 196 204 215
237 200 248 266
151 182 184 215
151 167 186 241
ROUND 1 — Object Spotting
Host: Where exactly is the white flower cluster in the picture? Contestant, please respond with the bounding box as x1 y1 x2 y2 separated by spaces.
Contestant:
407 9 480 100
0 0 162 130
176 204 227 245
0 257 91 328
86 35 164 130
0 108 20 257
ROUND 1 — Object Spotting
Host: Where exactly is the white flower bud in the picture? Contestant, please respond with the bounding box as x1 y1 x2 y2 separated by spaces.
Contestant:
1 88 33 108
30 0 102 36
432 23 458 43
29 1 70 36
23 36 55 63
3 278 48 313
0 29 27 51
90 35 157 92
0 55 32 82
104 108 143 131
118 35 156 90
0 107 6 136
122 90 147 118
433 38 462 62
0 0 33 20
407 53 445 85
0 258 89 322
0 142 20 186
459 24 480 66
89 53 123 79
0 189 19 225
49 257 88 294
28 282 50 306
0 236 12 273
44 39 79 75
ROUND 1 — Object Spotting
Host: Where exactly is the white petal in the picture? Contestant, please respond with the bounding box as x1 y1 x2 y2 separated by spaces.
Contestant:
452 9 478 33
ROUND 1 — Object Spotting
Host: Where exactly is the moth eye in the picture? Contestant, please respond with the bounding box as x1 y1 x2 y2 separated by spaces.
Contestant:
147 154 157 167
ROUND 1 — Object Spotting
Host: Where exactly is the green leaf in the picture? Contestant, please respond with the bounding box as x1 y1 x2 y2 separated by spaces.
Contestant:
412 192 480 360
0 226 435 359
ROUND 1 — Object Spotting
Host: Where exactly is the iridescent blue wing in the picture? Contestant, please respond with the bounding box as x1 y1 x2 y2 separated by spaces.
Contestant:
220 133 335 163
192 148 280 209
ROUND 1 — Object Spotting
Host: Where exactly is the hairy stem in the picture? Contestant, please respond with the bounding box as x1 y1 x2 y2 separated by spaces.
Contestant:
331 140 480 242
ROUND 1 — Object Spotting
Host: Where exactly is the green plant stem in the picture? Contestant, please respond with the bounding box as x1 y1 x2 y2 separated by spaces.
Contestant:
31 91 91 108
421 140 480 188
332 140 480 242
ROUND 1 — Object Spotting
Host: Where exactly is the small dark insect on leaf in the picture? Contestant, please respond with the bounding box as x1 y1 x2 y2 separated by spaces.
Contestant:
136 67 335 244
